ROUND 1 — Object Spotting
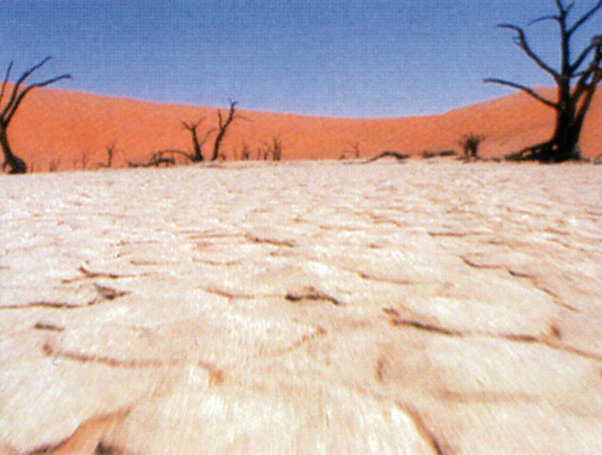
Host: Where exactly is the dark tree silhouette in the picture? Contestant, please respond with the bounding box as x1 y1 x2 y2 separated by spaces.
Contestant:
346 141 362 159
485 0 602 162
0 57 70 174
149 118 213 165
240 141 252 160
211 101 239 161
260 135 284 161
182 119 211 162
460 133 485 160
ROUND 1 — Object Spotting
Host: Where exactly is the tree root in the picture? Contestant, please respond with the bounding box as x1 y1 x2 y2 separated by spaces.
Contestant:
504 140 582 163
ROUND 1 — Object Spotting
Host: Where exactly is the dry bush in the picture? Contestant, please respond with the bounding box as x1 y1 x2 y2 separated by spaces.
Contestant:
48 157 61 172
80 151 88 170
260 136 284 161
95 143 118 169
345 141 362 159
240 141 252 161
459 133 485 160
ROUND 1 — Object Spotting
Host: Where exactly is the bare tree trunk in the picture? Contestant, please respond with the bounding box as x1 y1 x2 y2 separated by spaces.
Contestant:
0 125 26 174
551 111 582 162
182 120 206 162
212 101 238 162
190 128 203 161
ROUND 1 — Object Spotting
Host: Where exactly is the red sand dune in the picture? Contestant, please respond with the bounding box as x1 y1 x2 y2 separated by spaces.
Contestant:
6 86 602 171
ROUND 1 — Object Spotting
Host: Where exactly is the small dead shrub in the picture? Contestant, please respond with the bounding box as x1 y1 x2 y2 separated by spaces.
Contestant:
261 136 283 161
459 133 485 160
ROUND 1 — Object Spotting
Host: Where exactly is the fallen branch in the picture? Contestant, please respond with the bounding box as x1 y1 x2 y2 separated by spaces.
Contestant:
364 151 410 163
128 150 179 168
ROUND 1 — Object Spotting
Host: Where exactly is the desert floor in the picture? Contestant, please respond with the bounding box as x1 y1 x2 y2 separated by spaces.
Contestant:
1 159 602 454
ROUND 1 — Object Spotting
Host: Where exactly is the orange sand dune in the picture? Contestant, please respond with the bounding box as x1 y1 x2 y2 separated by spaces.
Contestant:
6 86 602 171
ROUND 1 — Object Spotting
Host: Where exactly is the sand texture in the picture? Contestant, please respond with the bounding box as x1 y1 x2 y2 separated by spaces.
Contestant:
1 159 602 454
7 86 602 172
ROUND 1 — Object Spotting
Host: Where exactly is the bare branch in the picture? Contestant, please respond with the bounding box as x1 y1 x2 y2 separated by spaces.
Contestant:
0 61 14 109
128 149 181 168
5 73 71 124
199 128 216 147
568 0 602 35
1 57 71 123
212 101 239 161
1 57 52 119
571 42 597 72
571 45 602 105
158 149 194 161
575 67 602 124
181 118 206 161
15 56 52 86
566 0 576 14
498 24 560 81
505 139 555 161
528 15 560 26
553 0 576 18
556 0 566 13
182 117 204 131
484 78 559 109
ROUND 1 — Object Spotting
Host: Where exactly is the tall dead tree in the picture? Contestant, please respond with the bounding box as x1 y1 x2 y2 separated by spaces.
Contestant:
0 57 71 174
211 100 239 161
485 0 602 162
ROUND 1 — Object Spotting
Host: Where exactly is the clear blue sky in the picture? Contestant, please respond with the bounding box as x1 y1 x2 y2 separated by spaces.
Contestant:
1 1 600 117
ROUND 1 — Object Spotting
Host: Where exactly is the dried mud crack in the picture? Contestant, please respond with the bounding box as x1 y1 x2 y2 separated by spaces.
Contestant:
42 341 168 368
61 265 136 284
33 322 65 332
285 286 343 306
383 308 602 363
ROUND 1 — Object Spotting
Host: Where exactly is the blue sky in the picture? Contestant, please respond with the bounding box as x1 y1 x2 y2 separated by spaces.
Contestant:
1 1 600 117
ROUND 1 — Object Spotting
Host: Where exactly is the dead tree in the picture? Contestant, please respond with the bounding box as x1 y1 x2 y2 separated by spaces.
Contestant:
182 118 211 162
485 0 602 162
211 101 239 161
150 119 213 165
0 57 71 174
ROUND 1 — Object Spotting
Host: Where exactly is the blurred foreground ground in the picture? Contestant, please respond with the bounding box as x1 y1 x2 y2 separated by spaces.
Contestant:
1 159 602 454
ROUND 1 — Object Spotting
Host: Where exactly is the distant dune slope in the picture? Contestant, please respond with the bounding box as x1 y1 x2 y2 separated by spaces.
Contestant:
7 86 602 171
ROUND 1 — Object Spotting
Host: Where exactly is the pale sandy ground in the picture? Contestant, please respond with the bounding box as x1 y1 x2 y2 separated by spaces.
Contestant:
1 159 602 454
